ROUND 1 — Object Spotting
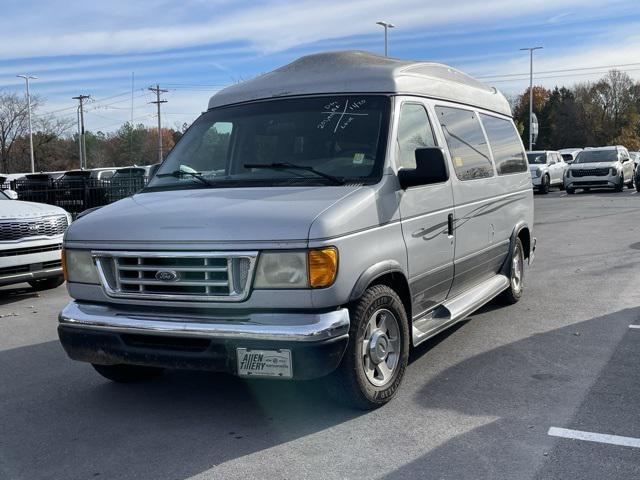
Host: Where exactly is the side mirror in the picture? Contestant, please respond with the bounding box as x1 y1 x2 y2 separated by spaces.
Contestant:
4 189 18 200
398 148 449 189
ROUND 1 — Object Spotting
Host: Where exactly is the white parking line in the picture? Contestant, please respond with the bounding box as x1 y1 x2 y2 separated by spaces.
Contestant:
548 427 640 448
629 325 640 329
560 194 567 197
631 191 638 195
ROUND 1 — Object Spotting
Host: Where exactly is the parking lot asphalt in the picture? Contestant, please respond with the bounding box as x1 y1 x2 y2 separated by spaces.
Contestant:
1 187 640 480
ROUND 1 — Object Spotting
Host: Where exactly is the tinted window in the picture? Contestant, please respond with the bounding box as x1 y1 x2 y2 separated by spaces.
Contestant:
480 114 527 174
527 153 547 164
435 106 493 180
396 103 436 169
147 96 390 191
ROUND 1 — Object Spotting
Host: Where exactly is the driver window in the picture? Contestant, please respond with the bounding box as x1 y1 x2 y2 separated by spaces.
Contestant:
396 103 436 169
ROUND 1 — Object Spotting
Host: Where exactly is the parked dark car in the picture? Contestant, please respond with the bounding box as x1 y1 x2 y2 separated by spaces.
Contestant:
15 173 55 204
107 167 147 202
55 170 107 211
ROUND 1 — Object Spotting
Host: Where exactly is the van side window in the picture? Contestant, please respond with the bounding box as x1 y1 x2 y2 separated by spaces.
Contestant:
435 106 494 180
480 114 528 174
396 103 436 169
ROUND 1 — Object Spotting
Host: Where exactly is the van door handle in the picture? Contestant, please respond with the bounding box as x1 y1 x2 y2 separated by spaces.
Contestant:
447 213 454 236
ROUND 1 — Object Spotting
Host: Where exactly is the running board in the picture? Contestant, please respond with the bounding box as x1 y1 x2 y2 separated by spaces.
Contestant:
412 274 510 346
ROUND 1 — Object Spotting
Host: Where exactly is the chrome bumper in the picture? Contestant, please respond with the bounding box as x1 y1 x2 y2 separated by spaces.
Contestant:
58 301 350 342
0 266 62 286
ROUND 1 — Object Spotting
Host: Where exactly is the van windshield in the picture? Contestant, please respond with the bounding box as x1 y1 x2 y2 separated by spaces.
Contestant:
146 95 390 191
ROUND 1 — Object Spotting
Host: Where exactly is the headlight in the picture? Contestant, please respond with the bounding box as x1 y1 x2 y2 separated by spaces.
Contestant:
62 249 100 284
254 247 338 289
611 167 619 176
534 168 541 177
565 170 571 177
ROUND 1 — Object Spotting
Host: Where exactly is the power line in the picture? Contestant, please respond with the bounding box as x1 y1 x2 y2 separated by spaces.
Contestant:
475 61 640 80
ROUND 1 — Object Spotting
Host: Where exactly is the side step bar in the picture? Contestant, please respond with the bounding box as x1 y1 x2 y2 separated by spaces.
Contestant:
412 274 510 346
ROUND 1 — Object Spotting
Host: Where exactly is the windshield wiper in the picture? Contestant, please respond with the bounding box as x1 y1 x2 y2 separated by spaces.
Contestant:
243 162 344 185
155 169 216 187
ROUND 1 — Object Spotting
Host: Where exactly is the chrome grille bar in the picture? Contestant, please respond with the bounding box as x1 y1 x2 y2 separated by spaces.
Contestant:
92 250 258 302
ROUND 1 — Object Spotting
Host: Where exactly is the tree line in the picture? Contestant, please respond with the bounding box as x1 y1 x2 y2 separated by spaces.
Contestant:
2 68 640 174
512 69 640 151
0 91 186 174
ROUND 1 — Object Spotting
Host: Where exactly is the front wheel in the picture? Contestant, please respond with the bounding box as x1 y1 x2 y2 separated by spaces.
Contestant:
539 175 550 194
324 285 409 410
499 238 525 305
92 364 164 383
627 175 635 189
566 187 575 194
615 176 624 192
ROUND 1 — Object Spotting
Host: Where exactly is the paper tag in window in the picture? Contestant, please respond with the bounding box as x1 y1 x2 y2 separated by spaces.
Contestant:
353 153 365 164
454 156 464 167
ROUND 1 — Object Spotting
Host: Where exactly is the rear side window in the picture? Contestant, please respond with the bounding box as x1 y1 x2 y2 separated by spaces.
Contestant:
396 103 436 169
435 106 494 181
480 114 527 174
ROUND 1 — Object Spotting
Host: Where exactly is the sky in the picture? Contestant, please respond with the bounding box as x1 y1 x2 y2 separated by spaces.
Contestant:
1 0 639 133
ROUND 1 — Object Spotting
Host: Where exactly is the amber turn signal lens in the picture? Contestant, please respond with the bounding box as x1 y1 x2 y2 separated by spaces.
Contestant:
308 247 338 288
61 249 68 281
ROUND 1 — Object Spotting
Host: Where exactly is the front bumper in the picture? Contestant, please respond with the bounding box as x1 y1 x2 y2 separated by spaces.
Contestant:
531 175 543 186
58 301 350 380
565 174 620 189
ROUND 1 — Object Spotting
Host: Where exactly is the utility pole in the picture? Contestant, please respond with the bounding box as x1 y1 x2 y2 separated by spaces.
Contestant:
376 21 396 57
17 75 38 173
148 84 168 163
520 46 543 150
72 95 90 169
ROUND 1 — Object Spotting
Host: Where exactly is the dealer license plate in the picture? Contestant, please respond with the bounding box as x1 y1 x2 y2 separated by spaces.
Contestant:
236 348 292 378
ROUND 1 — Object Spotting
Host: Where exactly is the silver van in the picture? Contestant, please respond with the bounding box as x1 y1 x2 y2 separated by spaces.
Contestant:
58 51 535 409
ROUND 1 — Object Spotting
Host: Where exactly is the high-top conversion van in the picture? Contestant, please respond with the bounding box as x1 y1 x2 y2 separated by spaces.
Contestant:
58 51 534 409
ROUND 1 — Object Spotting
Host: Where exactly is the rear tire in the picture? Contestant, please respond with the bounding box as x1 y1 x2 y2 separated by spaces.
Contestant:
499 238 525 305
92 364 164 383
324 285 409 410
28 276 64 291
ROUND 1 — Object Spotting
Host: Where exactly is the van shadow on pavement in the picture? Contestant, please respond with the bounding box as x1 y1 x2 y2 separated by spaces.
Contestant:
383 307 640 480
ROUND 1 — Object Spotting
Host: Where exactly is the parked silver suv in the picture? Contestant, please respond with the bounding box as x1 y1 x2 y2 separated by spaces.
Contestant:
565 146 635 193
58 51 535 408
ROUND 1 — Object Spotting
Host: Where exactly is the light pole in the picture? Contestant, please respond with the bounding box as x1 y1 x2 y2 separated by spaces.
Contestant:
376 21 395 57
17 74 38 173
520 46 543 150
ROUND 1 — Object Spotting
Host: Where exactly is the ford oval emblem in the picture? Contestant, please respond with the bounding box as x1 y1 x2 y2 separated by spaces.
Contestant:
155 270 179 282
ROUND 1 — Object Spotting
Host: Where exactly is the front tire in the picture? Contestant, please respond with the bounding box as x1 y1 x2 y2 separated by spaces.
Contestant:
627 175 634 189
324 285 409 410
539 175 550 194
92 364 164 383
28 276 64 291
499 238 525 305
615 176 624 192
566 187 575 194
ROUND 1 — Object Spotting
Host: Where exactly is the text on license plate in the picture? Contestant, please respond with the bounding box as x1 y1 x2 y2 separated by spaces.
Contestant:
236 348 292 378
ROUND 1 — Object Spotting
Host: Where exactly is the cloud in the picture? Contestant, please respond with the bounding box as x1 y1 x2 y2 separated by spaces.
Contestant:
0 0 607 59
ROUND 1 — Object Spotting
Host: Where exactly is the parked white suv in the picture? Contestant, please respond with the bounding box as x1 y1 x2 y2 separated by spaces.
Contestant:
527 150 567 193
0 189 70 290
565 146 635 194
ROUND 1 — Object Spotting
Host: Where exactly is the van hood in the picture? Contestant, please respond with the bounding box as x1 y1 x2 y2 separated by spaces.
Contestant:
0 199 68 220
66 186 363 243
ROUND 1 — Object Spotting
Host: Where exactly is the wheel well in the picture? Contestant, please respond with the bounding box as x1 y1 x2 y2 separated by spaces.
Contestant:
369 271 412 321
518 227 530 260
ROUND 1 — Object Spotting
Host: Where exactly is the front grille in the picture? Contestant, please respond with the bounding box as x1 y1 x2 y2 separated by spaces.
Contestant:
572 168 610 177
0 243 62 258
94 251 258 302
573 180 609 186
0 215 68 241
